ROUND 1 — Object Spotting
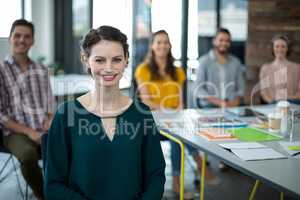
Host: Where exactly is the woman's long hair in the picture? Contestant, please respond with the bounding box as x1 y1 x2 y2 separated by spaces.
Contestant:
145 30 177 81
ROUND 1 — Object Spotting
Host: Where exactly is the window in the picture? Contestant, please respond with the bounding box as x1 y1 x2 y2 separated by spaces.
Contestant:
0 0 22 37
73 0 90 37
0 0 32 38
151 0 182 60
93 0 132 42
132 0 151 70
93 0 133 85
198 0 217 37
221 0 248 41
72 0 91 73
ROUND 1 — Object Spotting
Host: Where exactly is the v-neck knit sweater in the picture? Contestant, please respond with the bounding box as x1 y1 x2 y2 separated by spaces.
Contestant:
44 100 166 200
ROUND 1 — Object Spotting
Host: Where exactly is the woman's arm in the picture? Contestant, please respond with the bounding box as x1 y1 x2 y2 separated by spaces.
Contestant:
140 113 166 200
44 103 88 200
136 81 161 110
259 65 274 103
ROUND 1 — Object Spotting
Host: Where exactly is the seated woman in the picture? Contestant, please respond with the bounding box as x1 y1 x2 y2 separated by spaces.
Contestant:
44 25 166 200
260 34 300 104
135 30 219 194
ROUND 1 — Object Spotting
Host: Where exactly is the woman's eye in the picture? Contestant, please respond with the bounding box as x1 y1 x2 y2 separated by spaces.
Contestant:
95 59 105 63
113 58 122 63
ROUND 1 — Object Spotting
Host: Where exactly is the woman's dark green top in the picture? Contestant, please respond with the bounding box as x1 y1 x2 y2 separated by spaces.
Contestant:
44 100 166 200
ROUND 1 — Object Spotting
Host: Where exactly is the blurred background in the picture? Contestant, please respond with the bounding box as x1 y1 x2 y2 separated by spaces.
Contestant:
1 0 299 106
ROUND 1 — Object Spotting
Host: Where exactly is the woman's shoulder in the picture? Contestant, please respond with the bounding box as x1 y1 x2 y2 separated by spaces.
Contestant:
136 62 150 72
288 60 300 68
260 62 274 72
55 99 84 117
174 66 186 81
135 63 151 81
128 99 153 117
131 99 151 112
56 100 72 112
175 66 184 73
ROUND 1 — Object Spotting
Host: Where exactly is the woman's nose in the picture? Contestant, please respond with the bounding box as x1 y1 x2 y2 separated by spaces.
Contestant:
103 62 115 72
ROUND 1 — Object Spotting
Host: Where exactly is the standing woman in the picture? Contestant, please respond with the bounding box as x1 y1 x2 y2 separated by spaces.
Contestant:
260 35 300 104
135 30 218 194
44 26 165 200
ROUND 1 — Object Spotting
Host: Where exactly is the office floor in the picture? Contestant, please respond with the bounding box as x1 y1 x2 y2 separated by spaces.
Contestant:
0 142 298 200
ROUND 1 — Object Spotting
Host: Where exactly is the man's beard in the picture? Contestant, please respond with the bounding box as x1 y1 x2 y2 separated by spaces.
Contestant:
215 46 229 55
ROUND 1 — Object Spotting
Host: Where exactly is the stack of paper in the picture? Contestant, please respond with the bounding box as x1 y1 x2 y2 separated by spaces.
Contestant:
218 142 287 161
196 128 238 141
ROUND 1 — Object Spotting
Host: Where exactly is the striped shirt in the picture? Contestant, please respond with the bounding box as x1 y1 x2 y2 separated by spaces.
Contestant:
0 55 56 135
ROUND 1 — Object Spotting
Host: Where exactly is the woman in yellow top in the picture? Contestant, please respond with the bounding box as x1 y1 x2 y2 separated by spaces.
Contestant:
135 30 219 194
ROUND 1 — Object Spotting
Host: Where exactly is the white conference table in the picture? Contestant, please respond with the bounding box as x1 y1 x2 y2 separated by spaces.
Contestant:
152 105 300 199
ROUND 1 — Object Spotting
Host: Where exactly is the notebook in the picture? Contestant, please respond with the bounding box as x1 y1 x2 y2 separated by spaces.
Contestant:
231 148 287 161
218 142 266 149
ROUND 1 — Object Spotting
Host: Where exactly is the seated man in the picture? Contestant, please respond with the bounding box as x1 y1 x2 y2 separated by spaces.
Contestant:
194 28 245 170
194 28 245 108
0 19 56 200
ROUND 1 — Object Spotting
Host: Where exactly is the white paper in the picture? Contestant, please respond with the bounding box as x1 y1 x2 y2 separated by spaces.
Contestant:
279 141 300 156
231 148 287 161
219 142 266 149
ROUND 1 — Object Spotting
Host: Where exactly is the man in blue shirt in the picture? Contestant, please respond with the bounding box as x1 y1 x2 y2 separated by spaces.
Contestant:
194 28 245 108
194 28 245 171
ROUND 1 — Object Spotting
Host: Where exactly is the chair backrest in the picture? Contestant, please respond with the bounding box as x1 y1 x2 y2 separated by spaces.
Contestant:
0 129 8 153
41 133 48 173
0 129 3 146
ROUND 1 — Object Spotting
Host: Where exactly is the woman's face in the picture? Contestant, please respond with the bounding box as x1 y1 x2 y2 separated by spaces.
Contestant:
85 40 128 87
151 33 171 58
273 39 288 60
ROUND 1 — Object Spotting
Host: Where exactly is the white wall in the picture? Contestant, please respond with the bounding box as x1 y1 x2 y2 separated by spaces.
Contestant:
0 0 54 65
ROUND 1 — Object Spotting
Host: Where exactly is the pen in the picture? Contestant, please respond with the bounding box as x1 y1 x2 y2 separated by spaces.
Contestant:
292 152 300 157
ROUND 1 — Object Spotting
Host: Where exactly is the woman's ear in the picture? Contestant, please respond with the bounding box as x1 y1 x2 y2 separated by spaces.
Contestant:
81 53 89 67
81 53 92 74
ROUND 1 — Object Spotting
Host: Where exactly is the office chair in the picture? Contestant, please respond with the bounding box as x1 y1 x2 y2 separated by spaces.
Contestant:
41 133 48 174
0 130 29 200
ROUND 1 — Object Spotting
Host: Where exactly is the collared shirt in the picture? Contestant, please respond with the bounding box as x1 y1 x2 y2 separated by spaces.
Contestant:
194 50 245 107
0 55 56 135
259 60 300 102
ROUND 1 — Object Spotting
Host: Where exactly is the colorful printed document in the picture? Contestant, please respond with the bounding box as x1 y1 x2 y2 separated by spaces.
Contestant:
196 128 238 141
